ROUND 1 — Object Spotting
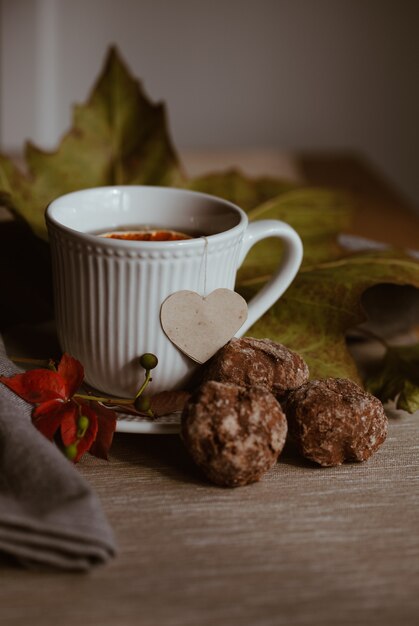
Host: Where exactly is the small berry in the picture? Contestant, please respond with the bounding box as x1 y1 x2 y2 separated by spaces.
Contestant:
78 415 89 430
77 415 89 437
134 395 151 413
139 353 158 371
64 443 78 461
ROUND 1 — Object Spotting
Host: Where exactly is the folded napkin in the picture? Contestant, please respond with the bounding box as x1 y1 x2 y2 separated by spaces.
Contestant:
0 338 117 570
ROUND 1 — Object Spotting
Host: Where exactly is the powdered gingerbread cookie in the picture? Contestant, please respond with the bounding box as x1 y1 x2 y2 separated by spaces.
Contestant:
181 381 287 487
285 378 388 467
201 337 309 401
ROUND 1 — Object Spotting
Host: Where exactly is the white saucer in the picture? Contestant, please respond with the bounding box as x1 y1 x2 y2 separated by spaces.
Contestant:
115 411 181 434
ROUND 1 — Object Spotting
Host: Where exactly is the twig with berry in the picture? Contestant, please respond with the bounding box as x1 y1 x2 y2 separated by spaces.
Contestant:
0 352 159 462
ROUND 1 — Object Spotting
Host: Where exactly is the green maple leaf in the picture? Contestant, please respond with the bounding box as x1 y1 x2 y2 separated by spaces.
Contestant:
365 344 419 412
238 253 419 384
0 46 184 240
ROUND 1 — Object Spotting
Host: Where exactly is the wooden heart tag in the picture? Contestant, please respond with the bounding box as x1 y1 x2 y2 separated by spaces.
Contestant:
160 289 248 363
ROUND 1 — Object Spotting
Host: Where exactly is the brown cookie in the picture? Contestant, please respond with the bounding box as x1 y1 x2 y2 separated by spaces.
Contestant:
286 378 388 467
181 381 288 487
201 337 309 401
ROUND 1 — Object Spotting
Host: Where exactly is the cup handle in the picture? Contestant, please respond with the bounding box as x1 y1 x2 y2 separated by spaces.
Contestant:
235 220 303 336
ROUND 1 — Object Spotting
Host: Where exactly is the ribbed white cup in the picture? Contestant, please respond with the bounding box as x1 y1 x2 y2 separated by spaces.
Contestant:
46 186 302 397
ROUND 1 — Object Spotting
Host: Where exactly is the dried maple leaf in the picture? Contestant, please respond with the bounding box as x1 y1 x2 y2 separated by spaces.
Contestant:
0 46 185 240
0 354 117 462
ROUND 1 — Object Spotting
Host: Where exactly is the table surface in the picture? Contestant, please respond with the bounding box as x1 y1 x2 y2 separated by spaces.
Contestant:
1 151 418 626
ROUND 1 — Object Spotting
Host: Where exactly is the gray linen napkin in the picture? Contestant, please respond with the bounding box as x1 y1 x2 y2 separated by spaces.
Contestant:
0 338 117 570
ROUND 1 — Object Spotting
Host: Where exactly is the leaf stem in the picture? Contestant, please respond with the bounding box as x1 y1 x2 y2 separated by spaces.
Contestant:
74 393 134 406
10 356 51 367
135 370 152 399
75 368 153 408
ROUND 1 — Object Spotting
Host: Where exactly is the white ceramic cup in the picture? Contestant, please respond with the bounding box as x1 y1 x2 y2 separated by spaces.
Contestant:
46 186 303 397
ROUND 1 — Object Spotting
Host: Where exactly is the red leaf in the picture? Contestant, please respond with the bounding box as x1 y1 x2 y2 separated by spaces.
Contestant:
0 369 66 404
59 401 82 446
32 399 67 440
86 402 117 460
1 352 115 463
57 353 84 398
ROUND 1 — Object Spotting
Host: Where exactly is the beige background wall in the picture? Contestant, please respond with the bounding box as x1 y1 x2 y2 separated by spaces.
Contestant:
1 0 418 208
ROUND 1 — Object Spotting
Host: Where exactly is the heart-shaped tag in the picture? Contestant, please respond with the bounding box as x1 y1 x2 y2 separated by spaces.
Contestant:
160 289 248 363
